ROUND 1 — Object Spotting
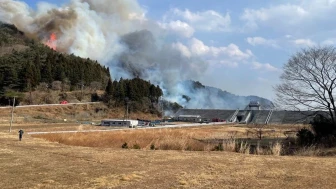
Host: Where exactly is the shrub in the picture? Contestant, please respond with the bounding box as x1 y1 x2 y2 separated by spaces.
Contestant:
213 143 223 151
133 144 141 149
295 115 336 147
310 115 336 143
293 145 321 156
122 142 128 149
150 144 155 150
185 146 192 151
297 128 315 146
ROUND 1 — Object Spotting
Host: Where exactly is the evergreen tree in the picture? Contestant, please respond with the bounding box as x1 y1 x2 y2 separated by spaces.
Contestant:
105 78 113 96
41 60 53 84
35 53 41 81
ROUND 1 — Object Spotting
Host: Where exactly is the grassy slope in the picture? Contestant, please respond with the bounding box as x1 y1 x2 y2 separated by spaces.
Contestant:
0 103 160 126
0 130 336 189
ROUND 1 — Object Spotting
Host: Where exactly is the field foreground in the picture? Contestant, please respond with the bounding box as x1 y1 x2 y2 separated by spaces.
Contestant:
1 127 336 189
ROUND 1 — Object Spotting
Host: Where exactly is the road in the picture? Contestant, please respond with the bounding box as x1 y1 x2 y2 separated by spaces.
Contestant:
27 122 231 135
0 102 101 109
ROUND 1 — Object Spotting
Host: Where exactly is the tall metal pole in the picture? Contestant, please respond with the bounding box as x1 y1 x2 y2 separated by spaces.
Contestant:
81 81 84 102
126 102 128 121
161 97 164 126
9 96 15 132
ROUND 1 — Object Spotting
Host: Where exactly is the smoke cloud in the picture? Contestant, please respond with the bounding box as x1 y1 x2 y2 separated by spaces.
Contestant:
0 0 271 110
1 0 208 103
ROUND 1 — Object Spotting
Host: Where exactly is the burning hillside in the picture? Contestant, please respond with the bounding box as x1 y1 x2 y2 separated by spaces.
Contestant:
0 0 273 109
46 33 57 50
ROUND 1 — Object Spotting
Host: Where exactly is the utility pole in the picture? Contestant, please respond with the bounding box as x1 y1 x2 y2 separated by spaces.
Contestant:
123 97 129 122
126 102 128 121
81 81 84 102
161 97 164 126
9 96 16 132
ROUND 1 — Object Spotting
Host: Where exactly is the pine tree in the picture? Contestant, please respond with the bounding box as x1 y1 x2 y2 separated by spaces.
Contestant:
24 62 38 90
2 65 19 90
105 78 113 96
35 53 41 82
41 60 53 84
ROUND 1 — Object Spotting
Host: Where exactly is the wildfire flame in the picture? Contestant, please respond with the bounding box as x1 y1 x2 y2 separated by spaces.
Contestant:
46 33 57 50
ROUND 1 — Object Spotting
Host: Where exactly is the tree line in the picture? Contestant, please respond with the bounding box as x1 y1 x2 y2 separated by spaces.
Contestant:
0 45 110 94
104 77 163 111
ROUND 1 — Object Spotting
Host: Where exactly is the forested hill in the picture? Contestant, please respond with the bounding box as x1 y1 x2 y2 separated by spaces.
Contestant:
0 22 110 94
0 23 164 116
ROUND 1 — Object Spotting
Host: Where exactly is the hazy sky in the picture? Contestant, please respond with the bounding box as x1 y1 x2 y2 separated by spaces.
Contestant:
19 0 336 100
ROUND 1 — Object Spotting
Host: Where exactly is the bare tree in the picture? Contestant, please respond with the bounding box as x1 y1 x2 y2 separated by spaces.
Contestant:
248 124 266 140
275 46 336 125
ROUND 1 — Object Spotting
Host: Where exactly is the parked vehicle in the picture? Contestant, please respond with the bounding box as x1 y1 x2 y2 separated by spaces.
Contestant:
60 100 68 104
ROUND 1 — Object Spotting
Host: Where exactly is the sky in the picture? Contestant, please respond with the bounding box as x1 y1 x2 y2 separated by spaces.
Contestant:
18 0 336 101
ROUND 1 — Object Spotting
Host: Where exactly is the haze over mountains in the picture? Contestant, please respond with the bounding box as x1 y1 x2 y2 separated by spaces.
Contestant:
176 80 273 110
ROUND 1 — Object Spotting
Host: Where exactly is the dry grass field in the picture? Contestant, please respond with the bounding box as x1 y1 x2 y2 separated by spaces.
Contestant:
32 125 294 151
0 103 160 124
1 123 336 188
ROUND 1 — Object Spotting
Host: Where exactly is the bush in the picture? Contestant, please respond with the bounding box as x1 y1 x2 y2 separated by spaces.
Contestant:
150 144 155 150
296 115 336 147
133 144 141 149
310 115 336 141
122 142 128 149
297 128 315 146
293 145 321 156
213 143 223 151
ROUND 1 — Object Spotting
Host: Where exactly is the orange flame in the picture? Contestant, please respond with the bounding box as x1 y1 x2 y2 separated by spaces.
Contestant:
46 33 57 50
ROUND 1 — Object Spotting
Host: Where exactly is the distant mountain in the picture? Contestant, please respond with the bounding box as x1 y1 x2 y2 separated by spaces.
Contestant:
178 80 274 110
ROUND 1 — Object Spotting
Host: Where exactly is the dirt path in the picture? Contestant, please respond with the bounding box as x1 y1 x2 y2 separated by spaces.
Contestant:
1 131 336 189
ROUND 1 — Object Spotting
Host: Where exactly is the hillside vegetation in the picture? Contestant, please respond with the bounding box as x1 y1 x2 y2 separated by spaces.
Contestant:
0 22 167 116
0 22 110 94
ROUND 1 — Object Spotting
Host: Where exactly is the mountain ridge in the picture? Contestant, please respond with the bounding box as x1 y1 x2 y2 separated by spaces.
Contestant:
179 80 274 110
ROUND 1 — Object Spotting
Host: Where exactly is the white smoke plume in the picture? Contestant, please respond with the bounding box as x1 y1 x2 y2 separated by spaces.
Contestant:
0 0 273 110
0 0 210 106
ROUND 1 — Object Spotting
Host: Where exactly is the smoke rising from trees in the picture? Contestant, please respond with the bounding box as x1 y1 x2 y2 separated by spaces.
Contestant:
0 0 272 109
0 0 209 106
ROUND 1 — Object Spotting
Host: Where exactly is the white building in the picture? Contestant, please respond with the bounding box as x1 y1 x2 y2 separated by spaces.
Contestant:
101 119 139 127
247 101 261 110
175 115 202 122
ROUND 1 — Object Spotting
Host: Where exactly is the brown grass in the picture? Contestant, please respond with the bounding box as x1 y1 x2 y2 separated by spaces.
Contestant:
271 141 283 156
0 103 160 124
32 126 289 156
33 128 207 151
1 129 336 188
293 145 322 156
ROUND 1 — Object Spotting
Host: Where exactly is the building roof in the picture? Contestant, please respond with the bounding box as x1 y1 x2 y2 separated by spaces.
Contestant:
101 119 138 122
178 115 201 118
